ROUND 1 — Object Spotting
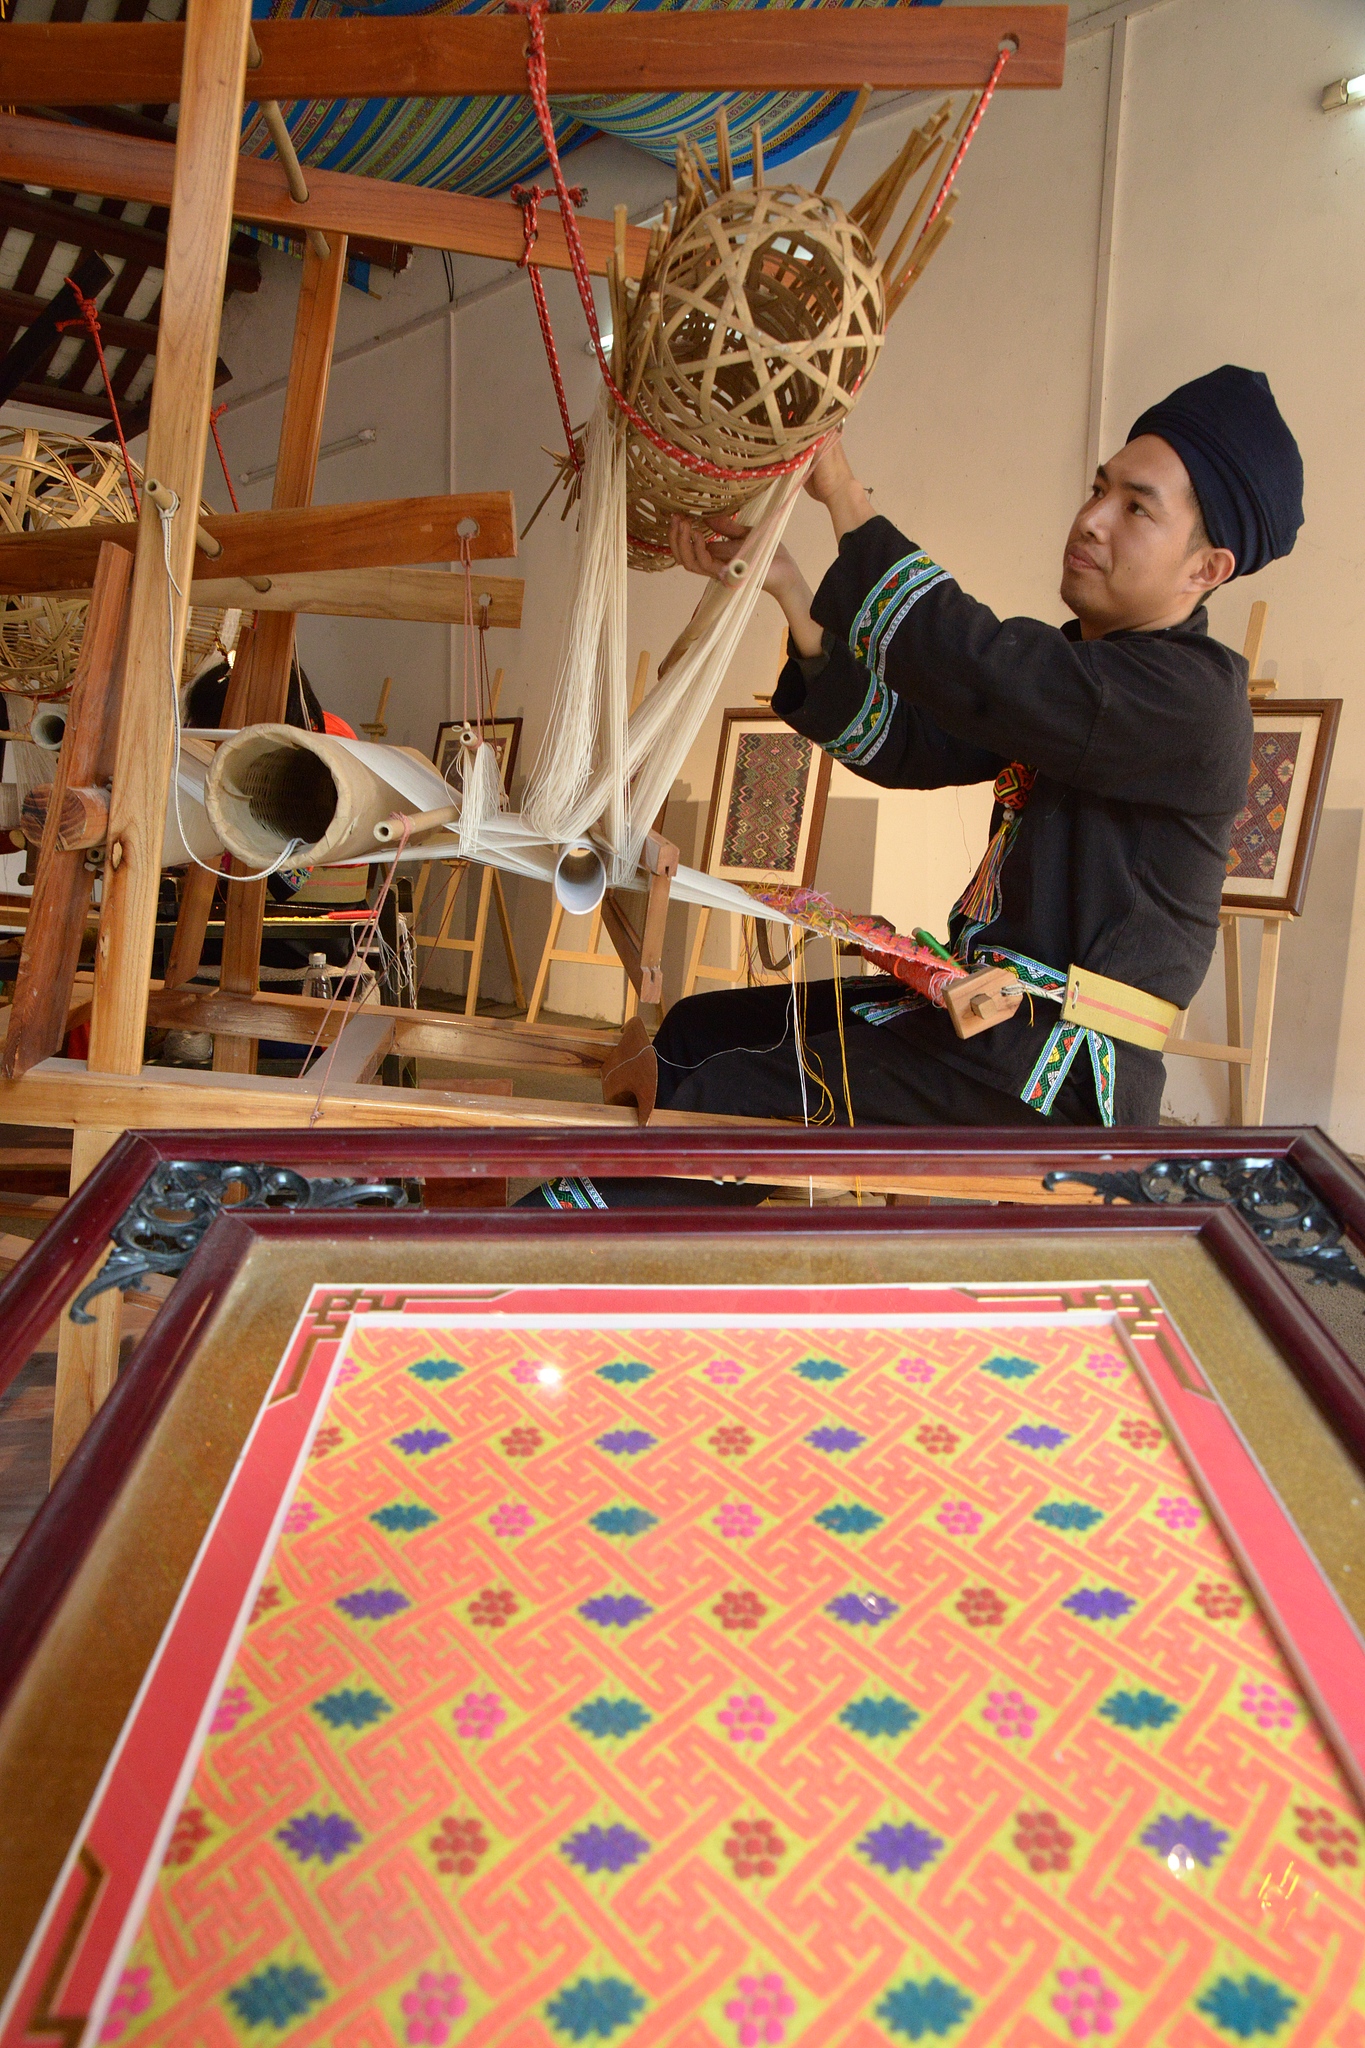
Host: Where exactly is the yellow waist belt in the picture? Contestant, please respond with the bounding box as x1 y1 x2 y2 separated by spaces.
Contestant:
1060 964 1180 1052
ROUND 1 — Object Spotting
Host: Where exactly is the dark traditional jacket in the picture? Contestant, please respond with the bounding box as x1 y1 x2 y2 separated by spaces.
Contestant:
771 516 1253 1125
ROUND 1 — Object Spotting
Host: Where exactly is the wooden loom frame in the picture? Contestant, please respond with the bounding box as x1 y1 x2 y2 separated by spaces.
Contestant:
0 5 1065 1469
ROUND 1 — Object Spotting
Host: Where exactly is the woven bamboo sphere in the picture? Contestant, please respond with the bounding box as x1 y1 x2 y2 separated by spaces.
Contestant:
626 184 884 569
0 428 228 697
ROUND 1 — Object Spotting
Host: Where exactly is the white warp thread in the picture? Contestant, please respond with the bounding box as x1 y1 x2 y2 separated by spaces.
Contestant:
456 738 502 857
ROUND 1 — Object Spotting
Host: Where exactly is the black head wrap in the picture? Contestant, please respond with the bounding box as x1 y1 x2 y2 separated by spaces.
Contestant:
1127 364 1303 579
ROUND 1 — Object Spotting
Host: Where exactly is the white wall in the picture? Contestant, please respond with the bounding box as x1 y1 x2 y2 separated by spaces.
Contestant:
205 0 1365 1142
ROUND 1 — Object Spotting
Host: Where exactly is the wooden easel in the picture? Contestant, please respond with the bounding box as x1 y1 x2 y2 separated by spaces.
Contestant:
410 669 525 1016
525 650 655 1026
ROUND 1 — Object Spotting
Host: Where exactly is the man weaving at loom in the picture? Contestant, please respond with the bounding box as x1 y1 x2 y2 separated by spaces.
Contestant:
657 363 1303 1131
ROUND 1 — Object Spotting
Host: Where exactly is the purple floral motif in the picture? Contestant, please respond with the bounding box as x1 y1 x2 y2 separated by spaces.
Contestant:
1140 1811 1229 1869
935 1500 983 1536
1154 1495 1201 1530
1240 1681 1298 1730
826 1591 899 1627
580 1593 654 1628
596 1430 657 1456
715 1503 763 1539
276 1811 362 1865
561 1822 650 1874
1063 1587 1136 1623
724 1973 796 2046
453 1692 505 1740
401 1971 467 2045
489 1502 535 1538
806 1427 866 1454
719 1694 776 1744
283 1499 318 1534
858 1821 945 1875
895 1358 936 1384
99 1967 152 2041
393 1428 452 1456
983 1690 1037 1739
336 1587 410 1621
210 1684 251 1734
705 1359 744 1384
1008 1423 1070 1451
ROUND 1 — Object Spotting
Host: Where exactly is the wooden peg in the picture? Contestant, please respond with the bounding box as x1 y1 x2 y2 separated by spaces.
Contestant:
944 965 1023 1040
816 84 872 196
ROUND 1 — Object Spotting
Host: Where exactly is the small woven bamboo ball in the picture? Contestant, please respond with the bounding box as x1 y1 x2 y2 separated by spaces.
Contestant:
0 428 228 697
624 184 884 568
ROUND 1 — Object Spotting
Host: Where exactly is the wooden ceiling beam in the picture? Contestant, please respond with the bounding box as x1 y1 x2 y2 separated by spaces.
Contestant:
0 10 1067 103
0 491 518 592
0 178 262 293
0 282 159 358
0 114 647 276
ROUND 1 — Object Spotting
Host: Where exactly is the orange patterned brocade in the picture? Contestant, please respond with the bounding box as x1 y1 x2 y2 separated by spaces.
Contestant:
108 1318 1365 2045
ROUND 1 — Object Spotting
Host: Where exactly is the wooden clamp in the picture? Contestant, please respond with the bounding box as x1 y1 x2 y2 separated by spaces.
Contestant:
944 964 1024 1040
20 781 110 853
599 832 679 1009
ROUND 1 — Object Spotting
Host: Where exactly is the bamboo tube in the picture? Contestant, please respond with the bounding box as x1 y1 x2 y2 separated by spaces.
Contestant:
714 106 732 194
887 208 955 320
247 28 330 262
878 130 952 281
815 84 871 196
751 123 765 190
372 802 458 845
859 126 934 252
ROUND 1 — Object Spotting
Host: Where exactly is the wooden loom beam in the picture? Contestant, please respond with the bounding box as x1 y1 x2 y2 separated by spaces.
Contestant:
214 230 349 1074
0 115 651 281
0 492 517 594
0 12 1068 102
51 0 258 1482
187 567 524 628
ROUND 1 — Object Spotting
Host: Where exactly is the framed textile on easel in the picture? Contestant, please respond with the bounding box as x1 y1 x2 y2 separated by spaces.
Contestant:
684 708 832 998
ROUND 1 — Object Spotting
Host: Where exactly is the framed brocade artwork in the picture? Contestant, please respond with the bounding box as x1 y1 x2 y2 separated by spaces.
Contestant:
433 717 522 799
1223 699 1340 916
699 707 832 887
4 1127 1365 2041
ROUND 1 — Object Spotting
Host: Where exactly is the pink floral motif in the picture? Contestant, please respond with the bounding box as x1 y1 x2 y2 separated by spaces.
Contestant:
511 1360 541 1383
401 1970 467 2045
336 1360 362 1384
209 1685 251 1735
715 1503 763 1539
1240 1681 1298 1730
705 1359 744 1385
724 1972 796 2046
1083 1351 1126 1381
489 1502 535 1538
1154 1495 1201 1530
983 1689 1037 1740
1051 1965 1119 2039
896 1357 936 1384
719 1694 776 1744
452 1691 505 1740
99 1966 152 2040
936 1499 983 1536
283 1499 318 1534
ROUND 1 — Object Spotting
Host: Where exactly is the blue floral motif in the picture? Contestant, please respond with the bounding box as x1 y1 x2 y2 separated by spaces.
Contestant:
1063 1587 1135 1622
370 1502 437 1533
806 1426 866 1454
545 1978 646 2040
597 1361 653 1384
794 1357 848 1381
227 1964 326 2029
1033 1501 1104 1532
1008 1423 1069 1450
981 1355 1039 1381
571 1698 653 1740
311 1689 391 1731
815 1503 884 1536
579 1593 654 1628
840 1696 919 1739
408 1358 462 1382
335 1587 410 1621
1195 1975 1297 2039
827 1591 900 1626
595 1430 657 1456
590 1506 658 1538
1100 1689 1180 1731
276 1812 362 1864
858 1821 944 1875
876 1978 973 2039
1141 1811 1229 1868
392 1428 451 1455
561 1823 650 1875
